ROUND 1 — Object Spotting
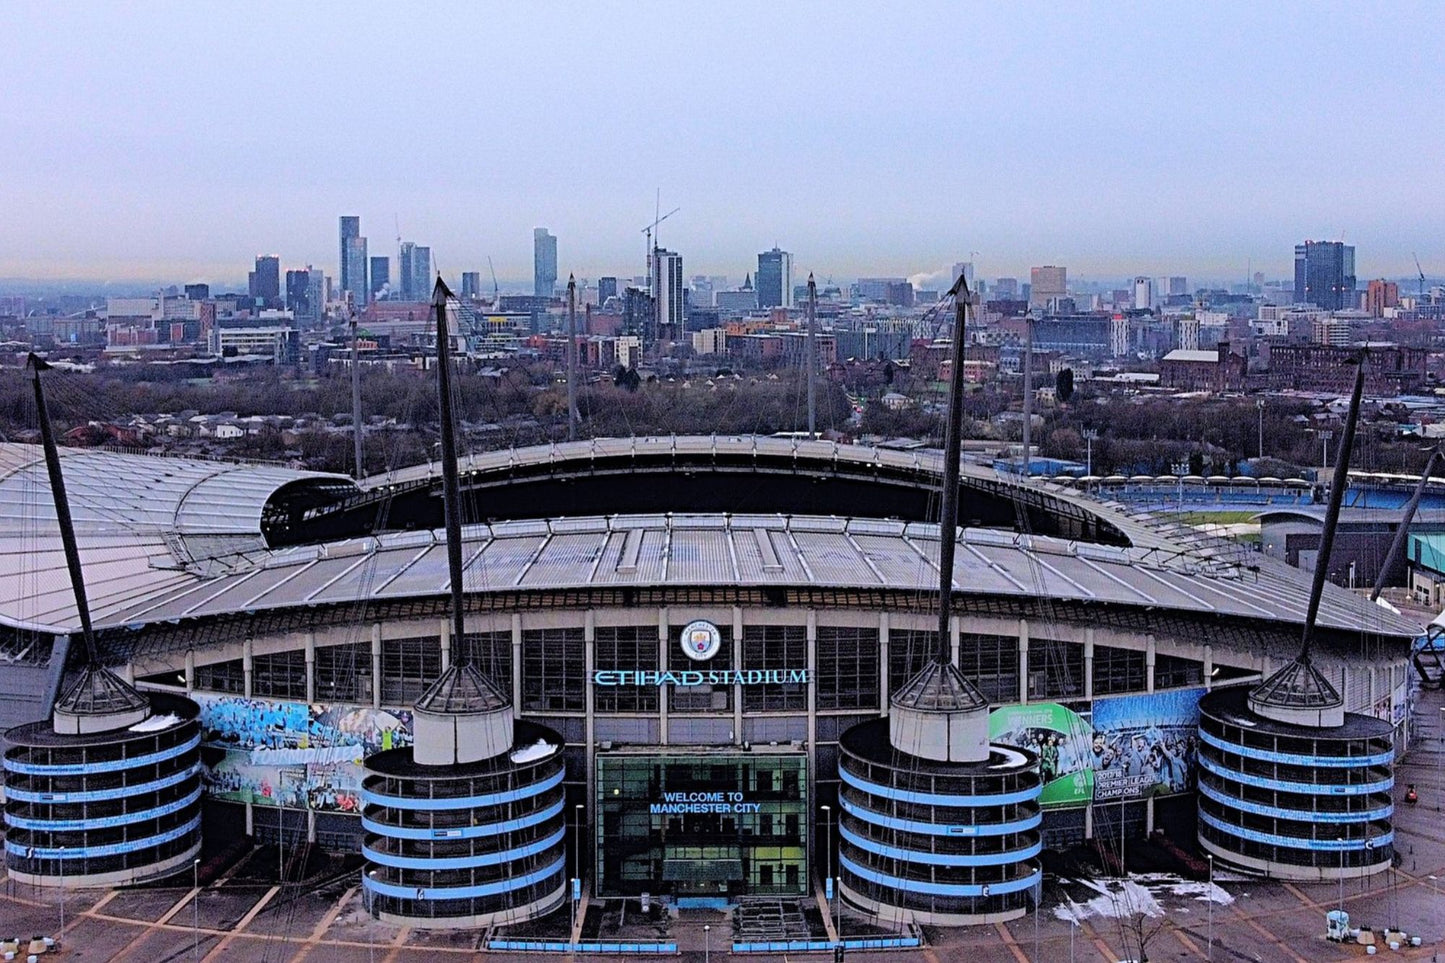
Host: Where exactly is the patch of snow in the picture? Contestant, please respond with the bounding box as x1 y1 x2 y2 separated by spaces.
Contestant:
129 713 181 732
510 739 559 764
1053 873 1232 923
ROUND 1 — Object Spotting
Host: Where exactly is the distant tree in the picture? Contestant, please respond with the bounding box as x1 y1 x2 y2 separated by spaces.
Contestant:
1055 367 1074 403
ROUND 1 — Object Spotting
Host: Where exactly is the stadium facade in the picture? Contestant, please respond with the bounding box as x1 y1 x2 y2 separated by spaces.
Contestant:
0 437 1419 919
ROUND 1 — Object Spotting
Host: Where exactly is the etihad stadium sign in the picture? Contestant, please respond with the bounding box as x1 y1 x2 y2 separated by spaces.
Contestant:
592 669 812 687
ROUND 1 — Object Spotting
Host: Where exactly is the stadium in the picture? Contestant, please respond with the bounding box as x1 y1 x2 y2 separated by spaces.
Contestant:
0 434 1419 928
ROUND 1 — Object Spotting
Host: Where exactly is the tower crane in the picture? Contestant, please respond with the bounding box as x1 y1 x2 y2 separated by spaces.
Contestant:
642 207 680 269
1415 252 1426 300
488 256 500 303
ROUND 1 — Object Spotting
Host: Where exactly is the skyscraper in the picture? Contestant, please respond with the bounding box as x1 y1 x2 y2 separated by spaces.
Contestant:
1132 276 1153 311
285 268 313 319
370 257 390 300
650 248 683 341
1294 241 1356 310
1029 265 1066 311
340 217 368 307
399 243 431 300
250 255 281 304
460 272 481 299
756 248 794 309
534 228 558 298
598 277 618 304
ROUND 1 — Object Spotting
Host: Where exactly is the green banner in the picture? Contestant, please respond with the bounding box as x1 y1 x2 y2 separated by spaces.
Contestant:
988 702 1094 807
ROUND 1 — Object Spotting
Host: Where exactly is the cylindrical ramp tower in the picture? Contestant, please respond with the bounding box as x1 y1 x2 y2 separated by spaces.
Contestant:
360 663 567 928
1197 677 1393 880
3 671 202 888
838 662 1042 925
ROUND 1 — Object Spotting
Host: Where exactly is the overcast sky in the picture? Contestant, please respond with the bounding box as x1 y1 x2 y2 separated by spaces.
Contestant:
3 1 1441 289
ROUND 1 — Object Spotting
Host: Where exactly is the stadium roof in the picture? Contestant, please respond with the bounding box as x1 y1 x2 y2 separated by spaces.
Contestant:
0 441 1421 641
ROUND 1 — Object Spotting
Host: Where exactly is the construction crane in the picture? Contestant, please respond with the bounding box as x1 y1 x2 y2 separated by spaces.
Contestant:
487 256 500 304
642 206 680 268
1415 252 1426 300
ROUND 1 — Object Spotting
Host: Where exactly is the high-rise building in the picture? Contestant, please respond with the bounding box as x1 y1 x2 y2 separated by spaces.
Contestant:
597 277 618 304
249 255 281 305
1167 276 1188 297
993 277 1019 299
370 257 390 300
650 248 684 340
184 283 210 301
951 262 975 291
1133 276 1154 311
461 272 481 299
340 217 369 307
285 268 314 319
1366 279 1399 317
1029 266 1066 310
534 228 558 299
756 248 794 309
1293 241 1356 310
306 269 325 321
399 243 432 300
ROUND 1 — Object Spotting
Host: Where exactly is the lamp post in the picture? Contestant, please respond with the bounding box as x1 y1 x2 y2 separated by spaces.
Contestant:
193 856 201 959
1438 707 1444 813
704 923 711 963
1337 837 1345 916
1069 918 1077 963
820 804 835 941
367 870 377 963
1083 428 1098 478
57 844 65 939
1257 398 1265 459
1206 853 1214 961
574 802 585 895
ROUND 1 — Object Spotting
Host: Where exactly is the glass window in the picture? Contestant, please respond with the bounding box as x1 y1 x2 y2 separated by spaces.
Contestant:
251 649 307 700
380 636 441 704
815 626 879 711
959 633 1020 705
1154 653 1204 690
458 631 512 696
193 658 244 694
522 628 585 711
594 627 659 713
742 625 807 712
888 629 937 698
1093 644 1146 695
315 642 372 704
1028 639 1084 700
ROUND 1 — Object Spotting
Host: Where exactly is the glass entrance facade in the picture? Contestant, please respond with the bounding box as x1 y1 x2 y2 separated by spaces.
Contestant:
595 747 807 898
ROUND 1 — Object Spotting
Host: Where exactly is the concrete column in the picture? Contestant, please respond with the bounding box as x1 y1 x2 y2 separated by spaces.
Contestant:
307 808 317 843
243 636 254 698
371 623 383 708
1145 635 1156 693
1145 795 1155 834
1083 801 1094 841
184 649 196 694
304 631 316 704
584 609 596 749
806 608 818 812
733 606 744 744
1083 629 1095 700
1018 619 1030 704
658 608 669 745
951 614 961 666
878 611 890 713
1202 644 1213 692
511 613 523 709
439 618 451 672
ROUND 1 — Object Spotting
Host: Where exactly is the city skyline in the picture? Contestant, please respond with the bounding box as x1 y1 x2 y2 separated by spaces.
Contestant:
3 2 1442 284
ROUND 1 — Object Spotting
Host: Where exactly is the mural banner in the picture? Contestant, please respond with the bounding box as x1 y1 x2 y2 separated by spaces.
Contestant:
1089 688 1203 801
193 694 412 812
988 702 1095 807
